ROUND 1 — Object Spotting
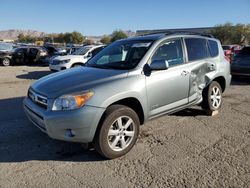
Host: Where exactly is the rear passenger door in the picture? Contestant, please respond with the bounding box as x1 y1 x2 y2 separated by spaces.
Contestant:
146 38 190 117
28 48 39 63
184 38 217 103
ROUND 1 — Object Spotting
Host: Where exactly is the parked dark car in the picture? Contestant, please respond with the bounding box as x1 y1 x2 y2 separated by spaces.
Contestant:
1 46 50 66
231 46 250 77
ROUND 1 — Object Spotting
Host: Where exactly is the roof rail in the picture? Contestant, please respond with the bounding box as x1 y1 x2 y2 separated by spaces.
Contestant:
138 30 214 38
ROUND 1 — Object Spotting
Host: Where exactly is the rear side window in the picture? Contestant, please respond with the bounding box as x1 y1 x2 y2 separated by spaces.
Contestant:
208 40 219 57
185 38 209 61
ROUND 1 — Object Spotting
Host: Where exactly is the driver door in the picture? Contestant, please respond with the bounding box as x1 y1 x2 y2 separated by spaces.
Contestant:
145 38 190 118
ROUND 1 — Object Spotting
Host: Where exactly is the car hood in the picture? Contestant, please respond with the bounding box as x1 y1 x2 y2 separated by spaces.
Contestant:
31 67 128 98
53 55 83 60
0 51 12 55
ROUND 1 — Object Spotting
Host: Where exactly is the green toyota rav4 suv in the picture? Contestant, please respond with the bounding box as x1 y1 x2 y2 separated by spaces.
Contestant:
24 33 231 159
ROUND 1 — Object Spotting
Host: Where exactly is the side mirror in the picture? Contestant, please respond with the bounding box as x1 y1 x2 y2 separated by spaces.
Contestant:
150 60 169 70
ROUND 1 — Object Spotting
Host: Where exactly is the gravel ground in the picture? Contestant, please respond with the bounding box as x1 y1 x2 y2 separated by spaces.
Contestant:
0 65 250 187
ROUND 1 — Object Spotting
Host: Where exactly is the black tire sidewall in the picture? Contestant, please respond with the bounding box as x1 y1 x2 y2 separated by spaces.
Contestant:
95 105 140 159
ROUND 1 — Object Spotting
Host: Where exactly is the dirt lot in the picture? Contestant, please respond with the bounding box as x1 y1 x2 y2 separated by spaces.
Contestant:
0 65 250 187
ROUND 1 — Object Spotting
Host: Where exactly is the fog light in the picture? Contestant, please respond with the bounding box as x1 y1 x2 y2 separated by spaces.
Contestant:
65 129 76 137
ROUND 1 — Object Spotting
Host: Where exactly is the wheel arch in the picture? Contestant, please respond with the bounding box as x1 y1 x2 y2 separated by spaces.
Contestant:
212 76 226 93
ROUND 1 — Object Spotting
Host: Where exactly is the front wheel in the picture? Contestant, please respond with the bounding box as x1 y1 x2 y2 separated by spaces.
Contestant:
1 58 11 66
94 105 140 159
202 81 222 113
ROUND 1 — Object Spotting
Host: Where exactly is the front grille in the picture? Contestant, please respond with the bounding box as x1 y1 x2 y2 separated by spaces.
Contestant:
24 104 46 132
28 89 48 109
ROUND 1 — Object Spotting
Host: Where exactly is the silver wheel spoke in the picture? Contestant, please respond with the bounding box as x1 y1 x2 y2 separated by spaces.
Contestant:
124 118 133 129
111 136 120 147
215 100 218 107
108 129 119 136
212 99 216 107
117 117 123 129
124 131 134 137
120 137 126 149
216 96 221 100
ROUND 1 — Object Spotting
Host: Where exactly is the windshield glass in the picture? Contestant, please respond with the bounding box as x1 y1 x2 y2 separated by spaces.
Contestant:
73 46 91 55
86 40 153 70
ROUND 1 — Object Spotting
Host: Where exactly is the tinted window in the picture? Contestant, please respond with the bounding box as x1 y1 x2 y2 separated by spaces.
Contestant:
152 39 184 67
208 40 219 57
29 48 39 56
185 38 209 61
91 46 105 56
15 48 26 53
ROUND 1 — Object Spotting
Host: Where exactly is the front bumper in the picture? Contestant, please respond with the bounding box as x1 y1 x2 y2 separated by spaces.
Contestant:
23 97 105 143
49 63 68 71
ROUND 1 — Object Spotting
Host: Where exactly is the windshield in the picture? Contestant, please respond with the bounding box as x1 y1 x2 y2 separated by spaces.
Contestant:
73 46 91 55
86 40 153 70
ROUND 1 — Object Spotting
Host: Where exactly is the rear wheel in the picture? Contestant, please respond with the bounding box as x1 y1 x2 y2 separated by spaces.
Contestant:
202 81 222 113
1 58 11 66
94 105 139 159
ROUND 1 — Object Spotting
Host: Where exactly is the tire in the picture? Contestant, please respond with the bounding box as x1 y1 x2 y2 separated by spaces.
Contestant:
1 58 11 66
202 81 222 113
94 105 140 159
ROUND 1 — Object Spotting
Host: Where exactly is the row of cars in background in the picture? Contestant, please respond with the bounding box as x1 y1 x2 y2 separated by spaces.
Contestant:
0 42 106 70
0 43 65 66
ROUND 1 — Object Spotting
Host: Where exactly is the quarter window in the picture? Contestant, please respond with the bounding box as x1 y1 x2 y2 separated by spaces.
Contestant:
152 39 184 67
208 40 219 57
185 38 209 61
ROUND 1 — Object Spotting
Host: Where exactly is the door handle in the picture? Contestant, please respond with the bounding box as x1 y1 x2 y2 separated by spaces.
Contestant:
181 70 189 76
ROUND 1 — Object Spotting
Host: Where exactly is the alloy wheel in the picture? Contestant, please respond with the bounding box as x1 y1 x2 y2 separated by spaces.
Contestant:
107 116 135 152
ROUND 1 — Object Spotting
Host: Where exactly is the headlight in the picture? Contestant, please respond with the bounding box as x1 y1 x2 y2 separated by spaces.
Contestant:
60 59 70 64
52 91 94 111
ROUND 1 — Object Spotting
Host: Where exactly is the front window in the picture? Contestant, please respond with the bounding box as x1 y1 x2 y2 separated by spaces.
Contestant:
73 46 91 55
86 40 153 70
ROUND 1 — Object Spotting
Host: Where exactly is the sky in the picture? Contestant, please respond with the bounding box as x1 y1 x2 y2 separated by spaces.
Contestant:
0 0 250 36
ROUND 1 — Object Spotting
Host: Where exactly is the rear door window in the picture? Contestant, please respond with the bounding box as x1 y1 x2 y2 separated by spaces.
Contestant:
185 38 209 61
208 40 219 57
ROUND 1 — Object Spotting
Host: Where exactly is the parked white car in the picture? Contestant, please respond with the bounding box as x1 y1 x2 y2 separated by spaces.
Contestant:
49 45 105 71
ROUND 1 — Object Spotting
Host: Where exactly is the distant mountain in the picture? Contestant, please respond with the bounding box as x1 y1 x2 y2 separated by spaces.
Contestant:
0 29 136 41
0 29 47 40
